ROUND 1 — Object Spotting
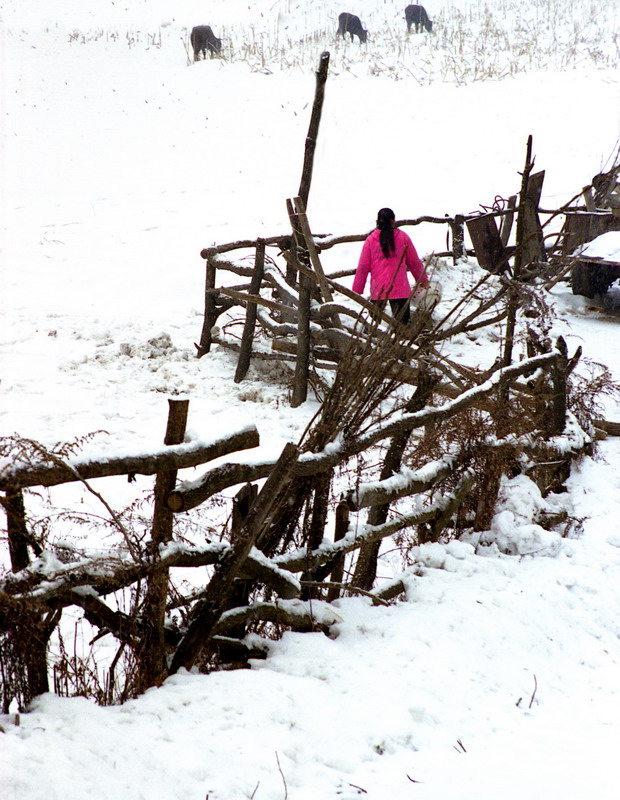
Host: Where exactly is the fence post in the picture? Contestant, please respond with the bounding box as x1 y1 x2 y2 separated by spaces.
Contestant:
298 51 330 210
2 491 52 706
520 170 547 266
234 239 266 383
196 257 218 357
327 501 350 602
450 214 465 262
5 490 31 572
550 337 568 436
136 398 189 691
292 270 311 407
500 195 517 246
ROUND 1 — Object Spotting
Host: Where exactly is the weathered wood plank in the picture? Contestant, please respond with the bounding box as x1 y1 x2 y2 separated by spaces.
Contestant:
466 214 507 272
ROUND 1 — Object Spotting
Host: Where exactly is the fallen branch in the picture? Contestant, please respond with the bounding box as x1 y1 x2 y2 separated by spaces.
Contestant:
213 597 341 635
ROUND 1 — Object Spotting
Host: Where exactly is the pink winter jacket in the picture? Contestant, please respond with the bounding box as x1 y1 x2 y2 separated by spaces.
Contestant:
352 228 428 300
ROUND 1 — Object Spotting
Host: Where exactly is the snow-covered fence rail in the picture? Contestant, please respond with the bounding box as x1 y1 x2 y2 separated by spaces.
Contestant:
0 426 260 492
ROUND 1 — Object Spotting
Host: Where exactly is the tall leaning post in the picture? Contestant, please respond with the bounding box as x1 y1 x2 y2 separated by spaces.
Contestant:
288 51 330 406
298 51 330 211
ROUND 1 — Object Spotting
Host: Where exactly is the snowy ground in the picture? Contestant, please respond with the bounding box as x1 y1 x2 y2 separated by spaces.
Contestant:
2 0 620 797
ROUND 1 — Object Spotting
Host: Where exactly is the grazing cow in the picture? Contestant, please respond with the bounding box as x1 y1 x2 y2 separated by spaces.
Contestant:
190 25 222 60
405 4 433 33
337 12 368 44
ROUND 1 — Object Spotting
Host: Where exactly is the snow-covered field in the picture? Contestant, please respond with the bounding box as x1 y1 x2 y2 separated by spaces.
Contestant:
2 0 620 797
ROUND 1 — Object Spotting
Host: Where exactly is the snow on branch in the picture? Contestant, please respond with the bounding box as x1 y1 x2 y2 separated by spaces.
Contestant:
346 458 456 511
1 540 301 605
168 351 559 512
0 426 260 491
214 598 341 635
274 480 472 574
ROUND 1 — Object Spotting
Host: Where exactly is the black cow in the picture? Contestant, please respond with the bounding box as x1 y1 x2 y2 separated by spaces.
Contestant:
190 25 222 60
337 12 368 44
405 5 432 33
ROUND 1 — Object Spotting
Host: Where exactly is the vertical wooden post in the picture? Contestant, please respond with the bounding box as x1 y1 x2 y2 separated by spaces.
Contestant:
450 214 465 262
5 491 31 573
292 197 333 303
234 239 266 383
298 51 330 211
501 137 535 379
501 289 519 371
521 170 547 266
513 135 534 281
152 399 190 540
286 232 299 290
327 501 350 602
300 472 332 599
2 491 51 705
500 195 517 246
137 398 189 691
287 198 312 407
196 257 217 357
293 196 343 347
550 337 568 436
292 270 311 407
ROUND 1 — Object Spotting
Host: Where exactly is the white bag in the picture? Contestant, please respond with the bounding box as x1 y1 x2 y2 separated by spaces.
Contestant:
412 281 442 314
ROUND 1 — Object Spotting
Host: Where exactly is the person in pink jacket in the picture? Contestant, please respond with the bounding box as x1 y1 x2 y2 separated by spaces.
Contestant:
352 207 430 324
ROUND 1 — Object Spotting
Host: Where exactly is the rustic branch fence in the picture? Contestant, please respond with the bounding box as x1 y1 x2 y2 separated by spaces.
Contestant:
194 174 618 407
0 318 594 709
2 51 618 710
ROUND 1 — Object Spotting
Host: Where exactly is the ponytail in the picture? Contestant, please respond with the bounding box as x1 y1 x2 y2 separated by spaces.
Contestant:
377 207 396 257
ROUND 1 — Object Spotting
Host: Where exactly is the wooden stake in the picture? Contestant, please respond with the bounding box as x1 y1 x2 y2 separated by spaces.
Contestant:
292 270 311 407
196 258 217 357
550 336 568 436
137 398 189 690
500 195 517 246
327 501 350 601
234 239 266 382
450 214 465 262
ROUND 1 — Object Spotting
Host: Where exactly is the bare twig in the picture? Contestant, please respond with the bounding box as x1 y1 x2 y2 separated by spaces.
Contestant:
529 673 538 709
275 751 288 800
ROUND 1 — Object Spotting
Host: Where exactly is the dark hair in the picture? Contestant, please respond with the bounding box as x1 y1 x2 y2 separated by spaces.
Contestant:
376 207 396 257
